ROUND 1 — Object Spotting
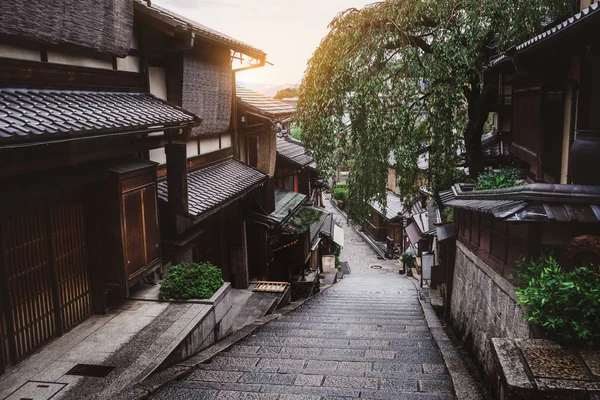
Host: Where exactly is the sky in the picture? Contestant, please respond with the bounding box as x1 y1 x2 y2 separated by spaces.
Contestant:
154 0 374 86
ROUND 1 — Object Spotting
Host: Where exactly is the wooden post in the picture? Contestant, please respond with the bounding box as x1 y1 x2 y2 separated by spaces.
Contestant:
228 206 249 289
166 138 188 235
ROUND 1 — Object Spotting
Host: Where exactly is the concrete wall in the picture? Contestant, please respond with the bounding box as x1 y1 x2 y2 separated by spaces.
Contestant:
160 282 235 370
450 241 531 377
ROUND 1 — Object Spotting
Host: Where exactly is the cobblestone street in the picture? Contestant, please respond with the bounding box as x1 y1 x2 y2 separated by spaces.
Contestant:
151 199 454 400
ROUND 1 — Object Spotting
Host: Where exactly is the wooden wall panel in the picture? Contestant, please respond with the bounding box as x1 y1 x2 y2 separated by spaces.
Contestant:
1 212 56 361
50 203 91 332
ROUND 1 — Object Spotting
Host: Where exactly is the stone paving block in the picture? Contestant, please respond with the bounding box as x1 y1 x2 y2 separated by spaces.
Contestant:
323 375 379 389
215 391 279 400
153 387 218 399
337 361 372 371
379 378 418 391
365 350 396 359
187 370 244 382
281 347 323 357
422 364 447 374
228 345 260 354
373 362 423 373
418 379 454 393
321 349 365 358
211 356 260 368
294 374 324 386
257 358 306 369
256 346 283 355
305 360 339 370
239 372 295 385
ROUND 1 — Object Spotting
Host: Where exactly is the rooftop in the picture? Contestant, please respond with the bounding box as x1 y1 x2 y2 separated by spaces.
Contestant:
371 190 407 221
236 86 296 120
157 160 268 218
0 89 200 146
271 189 306 223
276 134 315 169
443 183 600 222
490 3 600 68
134 0 266 59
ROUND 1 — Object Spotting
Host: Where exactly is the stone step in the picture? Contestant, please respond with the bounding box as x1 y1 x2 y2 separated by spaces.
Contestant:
278 316 426 324
242 336 434 349
264 321 430 331
194 362 449 380
250 329 433 341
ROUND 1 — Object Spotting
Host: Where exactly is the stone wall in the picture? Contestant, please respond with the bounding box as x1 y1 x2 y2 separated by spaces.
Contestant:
450 241 531 377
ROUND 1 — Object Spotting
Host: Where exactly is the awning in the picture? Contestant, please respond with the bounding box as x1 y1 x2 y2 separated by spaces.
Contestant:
0 89 201 147
157 159 268 219
271 189 306 223
405 222 423 246
333 225 345 247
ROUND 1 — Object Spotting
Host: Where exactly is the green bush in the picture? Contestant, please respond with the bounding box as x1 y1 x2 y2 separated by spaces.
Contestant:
160 262 224 300
514 254 600 342
401 252 416 269
332 187 349 202
335 181 348 188
476 167 522 190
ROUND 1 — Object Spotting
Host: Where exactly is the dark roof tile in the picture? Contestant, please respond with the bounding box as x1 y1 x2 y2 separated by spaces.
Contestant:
276 135 314 168
237 86 296 119
0 89 200 146
157 159 267 218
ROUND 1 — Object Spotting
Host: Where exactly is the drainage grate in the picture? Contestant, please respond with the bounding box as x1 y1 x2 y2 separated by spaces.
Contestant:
66 364 115 378
370 265 383 269
6 381 65 400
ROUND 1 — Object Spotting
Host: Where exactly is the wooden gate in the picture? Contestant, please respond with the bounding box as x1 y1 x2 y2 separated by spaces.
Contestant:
0 202 91 369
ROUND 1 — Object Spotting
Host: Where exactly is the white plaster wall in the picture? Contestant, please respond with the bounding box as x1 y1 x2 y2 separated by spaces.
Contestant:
187 140 199 158
47 51 112 69
116 56 140 73
221 133 232 149
0 44 40 61
200 137 220 155
149 148 167 165
149 67 167 100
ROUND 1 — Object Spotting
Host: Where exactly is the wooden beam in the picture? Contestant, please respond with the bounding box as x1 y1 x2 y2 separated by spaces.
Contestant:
0 57 146 92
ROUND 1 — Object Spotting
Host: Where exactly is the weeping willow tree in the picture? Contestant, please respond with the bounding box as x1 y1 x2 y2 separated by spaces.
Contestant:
296 0 570 219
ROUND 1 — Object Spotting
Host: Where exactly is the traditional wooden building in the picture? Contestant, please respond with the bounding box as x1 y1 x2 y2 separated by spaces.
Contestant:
440 0 600 378
0 0 269 374
275 134 323 206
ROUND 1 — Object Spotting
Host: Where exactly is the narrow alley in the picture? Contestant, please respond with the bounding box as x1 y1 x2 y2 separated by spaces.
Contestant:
151 199 455 400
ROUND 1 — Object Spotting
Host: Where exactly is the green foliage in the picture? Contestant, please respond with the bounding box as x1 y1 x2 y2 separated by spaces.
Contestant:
333 243 342 267
442 207 454 222
286 207 323 234
160 262 224 301
475 167 522 190
401 252 417 269
290 126 303 140
514 255 600 342
332 187 349 202
334 181 348 188
296 0 569 222
274 87 299 99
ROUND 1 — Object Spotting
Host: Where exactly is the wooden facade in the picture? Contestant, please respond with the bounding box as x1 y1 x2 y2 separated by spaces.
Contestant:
0 0 267 373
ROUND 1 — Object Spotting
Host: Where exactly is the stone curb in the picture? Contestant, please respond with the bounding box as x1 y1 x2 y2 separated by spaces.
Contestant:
112 296 314 400
409 278 484 400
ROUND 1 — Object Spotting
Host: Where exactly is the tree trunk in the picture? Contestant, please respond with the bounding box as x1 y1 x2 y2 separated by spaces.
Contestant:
463 73 496 179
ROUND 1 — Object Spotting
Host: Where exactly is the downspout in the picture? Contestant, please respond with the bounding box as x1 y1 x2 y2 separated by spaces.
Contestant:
232 59 267 160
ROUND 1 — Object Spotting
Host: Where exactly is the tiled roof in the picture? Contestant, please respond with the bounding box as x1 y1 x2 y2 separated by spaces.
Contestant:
0 89 200 146
237 86 296 119
157 160 268 218
271 189 306 223
310 208 332 246
490 3 600 67
482 131 510 157
134 1 266 59
371 190 407 221
276 135 314 168
442 183 600 222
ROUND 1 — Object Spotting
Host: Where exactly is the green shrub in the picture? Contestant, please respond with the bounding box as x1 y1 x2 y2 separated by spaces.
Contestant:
514 254 600 342
332 187 349 202
475 167 522 190
401 252 416 269
335 181 348 188
160 262 224 300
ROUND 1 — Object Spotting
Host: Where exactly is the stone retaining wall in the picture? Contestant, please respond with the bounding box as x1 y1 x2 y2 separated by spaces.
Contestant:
450 241 531 377
159 282 235 370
